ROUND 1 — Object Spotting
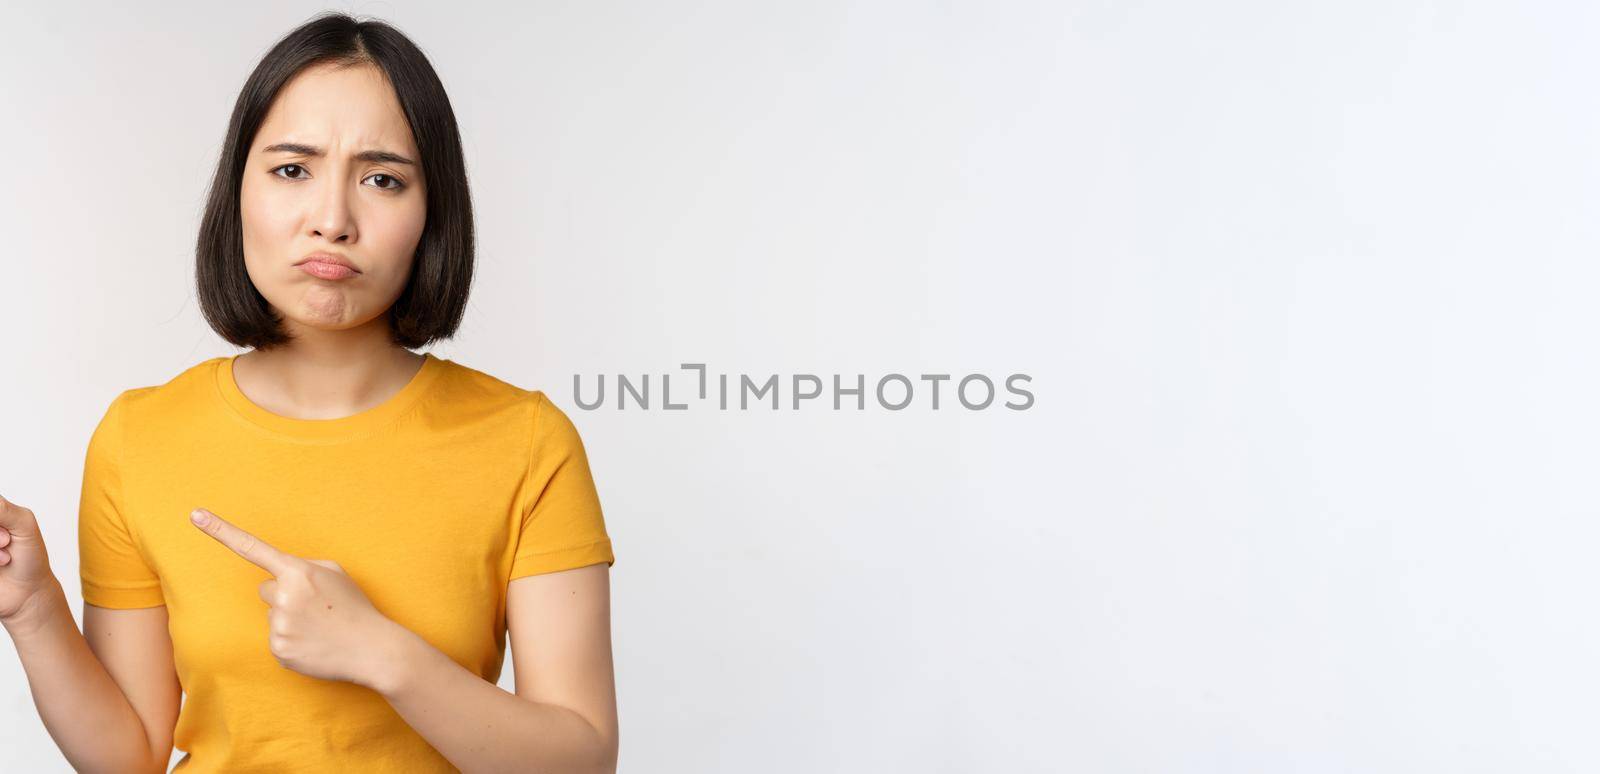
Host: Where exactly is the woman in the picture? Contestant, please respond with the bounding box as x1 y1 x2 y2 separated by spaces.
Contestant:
0 12 618 773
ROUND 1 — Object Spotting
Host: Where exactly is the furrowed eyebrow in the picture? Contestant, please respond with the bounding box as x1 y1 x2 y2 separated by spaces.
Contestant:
261 142 415 166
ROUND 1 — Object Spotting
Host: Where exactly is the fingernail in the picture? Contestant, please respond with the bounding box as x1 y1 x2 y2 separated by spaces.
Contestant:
190 509 207 526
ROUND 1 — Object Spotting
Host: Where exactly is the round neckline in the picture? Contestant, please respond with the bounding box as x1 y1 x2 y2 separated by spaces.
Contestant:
214 352 445 443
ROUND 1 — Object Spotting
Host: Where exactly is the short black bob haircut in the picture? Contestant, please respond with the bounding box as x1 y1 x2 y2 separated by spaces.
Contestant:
196 12 474 351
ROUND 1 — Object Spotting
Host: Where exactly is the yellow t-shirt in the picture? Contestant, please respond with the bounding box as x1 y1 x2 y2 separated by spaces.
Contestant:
76 353 615 772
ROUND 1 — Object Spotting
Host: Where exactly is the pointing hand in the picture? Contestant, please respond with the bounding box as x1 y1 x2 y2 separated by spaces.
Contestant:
190 507 399 689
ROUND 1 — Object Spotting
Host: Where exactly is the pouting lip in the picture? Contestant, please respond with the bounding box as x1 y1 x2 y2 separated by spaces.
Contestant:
294 252 361 274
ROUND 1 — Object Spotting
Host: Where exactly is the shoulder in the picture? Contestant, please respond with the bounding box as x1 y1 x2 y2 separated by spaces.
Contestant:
102 356 231 424
81 357 228 458
432 359 589 448
434 357 584 417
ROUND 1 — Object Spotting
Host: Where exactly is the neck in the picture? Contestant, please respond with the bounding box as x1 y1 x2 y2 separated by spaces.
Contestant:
233 318 426 420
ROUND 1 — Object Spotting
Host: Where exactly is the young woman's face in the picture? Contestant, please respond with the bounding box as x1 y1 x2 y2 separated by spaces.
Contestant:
239 61 427 333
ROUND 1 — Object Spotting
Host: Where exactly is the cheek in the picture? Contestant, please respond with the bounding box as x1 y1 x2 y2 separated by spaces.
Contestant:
239 179 297 252
367 198 428 267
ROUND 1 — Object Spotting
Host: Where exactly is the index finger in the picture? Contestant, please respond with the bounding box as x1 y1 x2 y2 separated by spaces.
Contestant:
190 508 297 576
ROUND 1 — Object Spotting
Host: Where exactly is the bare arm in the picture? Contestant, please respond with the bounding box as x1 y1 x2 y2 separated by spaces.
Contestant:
1 496 179 774
366 563 618 773
3 577 177 774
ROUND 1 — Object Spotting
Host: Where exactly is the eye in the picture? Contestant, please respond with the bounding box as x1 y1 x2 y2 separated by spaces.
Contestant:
270 164 309 180
364 173 405 191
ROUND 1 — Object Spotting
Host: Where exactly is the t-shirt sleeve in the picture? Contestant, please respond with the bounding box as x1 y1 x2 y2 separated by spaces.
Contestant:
509 392 616 580
78 392 164 609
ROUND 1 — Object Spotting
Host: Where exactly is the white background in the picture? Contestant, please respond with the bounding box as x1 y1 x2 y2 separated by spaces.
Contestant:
2 1 1596 771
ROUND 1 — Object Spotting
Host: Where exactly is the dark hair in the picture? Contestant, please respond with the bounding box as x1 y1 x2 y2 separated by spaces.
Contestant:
196 11 474 351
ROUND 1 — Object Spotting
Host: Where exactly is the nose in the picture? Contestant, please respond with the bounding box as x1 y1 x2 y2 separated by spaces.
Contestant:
307 179 358 244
